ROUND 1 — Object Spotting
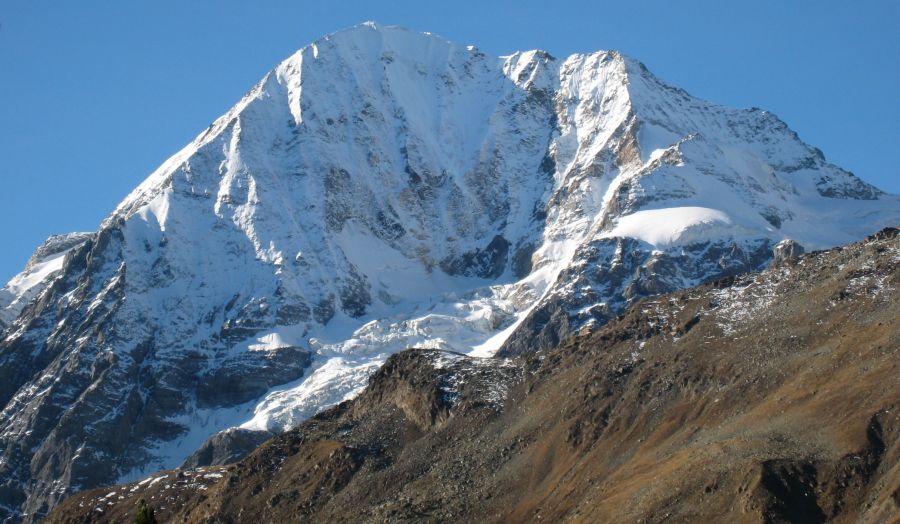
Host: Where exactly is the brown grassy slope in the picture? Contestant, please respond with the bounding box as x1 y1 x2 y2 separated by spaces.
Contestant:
49 228 900 523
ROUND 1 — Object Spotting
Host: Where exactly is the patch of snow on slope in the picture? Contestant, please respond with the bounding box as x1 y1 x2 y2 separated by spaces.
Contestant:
711 273 781 336
1 239 87 328
237 283 523 432
603 207 734 247
4 252 66 299
335 223 487 305
241 356 385 431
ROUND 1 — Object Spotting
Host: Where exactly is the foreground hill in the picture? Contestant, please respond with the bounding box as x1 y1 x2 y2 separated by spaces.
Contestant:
50 229 900 522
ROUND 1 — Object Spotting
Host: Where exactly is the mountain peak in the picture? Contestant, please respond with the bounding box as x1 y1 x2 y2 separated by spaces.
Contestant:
311 21 460 57
2 26 898 522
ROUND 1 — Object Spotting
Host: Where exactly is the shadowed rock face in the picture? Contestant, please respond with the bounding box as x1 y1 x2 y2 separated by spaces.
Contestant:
181 428 273 469
196 347 313 408
48 228 900 523
500 236 776 356
440 235 511 279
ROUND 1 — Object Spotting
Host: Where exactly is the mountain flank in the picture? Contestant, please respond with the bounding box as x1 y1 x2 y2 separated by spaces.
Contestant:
49 228 900 523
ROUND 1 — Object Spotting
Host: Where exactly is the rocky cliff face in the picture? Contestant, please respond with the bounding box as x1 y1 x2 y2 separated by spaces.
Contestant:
2 23 900 522
0 233 91 332
47 228 900 523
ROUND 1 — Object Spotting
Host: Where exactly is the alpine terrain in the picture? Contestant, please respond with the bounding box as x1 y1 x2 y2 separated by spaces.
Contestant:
1 23 898 522
49 227 900 523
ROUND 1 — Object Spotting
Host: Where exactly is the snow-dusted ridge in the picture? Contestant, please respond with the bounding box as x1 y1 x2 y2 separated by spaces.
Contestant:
0 233 92 331
1 22 898 522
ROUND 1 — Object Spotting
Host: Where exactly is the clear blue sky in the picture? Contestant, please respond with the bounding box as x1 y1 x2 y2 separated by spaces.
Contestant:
1 1 898 282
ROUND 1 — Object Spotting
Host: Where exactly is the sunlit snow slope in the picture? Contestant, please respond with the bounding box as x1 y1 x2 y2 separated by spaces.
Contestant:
1 22 898 522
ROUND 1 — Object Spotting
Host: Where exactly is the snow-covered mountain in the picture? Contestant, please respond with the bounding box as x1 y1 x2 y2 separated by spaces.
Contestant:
1 22 897 522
